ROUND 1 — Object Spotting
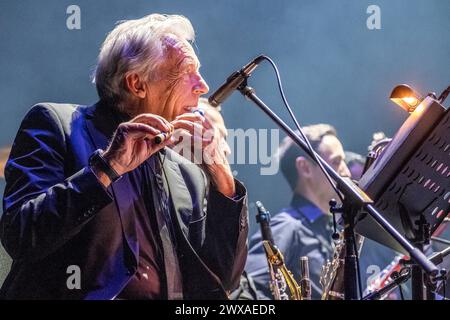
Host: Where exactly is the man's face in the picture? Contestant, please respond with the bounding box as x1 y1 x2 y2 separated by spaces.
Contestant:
145 36 209 121
308 134 351 200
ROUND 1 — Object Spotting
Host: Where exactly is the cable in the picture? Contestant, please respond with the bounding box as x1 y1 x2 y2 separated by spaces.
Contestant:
258 55 344 204
259 55 363 299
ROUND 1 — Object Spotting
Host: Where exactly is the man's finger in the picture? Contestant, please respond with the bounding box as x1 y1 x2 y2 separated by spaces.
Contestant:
176 112 214 131
123 122 161 138
175 113 205 123
172 119 205 135
130 114 172 133
174 131 213 148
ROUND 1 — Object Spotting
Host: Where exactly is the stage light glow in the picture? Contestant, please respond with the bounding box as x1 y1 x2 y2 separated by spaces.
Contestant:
390 84 423 113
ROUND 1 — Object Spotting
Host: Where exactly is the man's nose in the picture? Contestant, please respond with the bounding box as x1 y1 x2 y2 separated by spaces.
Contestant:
193 75 209 95
340 163 351 178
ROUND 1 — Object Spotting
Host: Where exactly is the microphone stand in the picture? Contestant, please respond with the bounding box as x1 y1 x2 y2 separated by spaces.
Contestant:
236 80 440 300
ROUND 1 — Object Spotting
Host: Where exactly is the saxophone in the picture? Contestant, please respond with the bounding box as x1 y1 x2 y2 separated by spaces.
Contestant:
256 201 305 300
263 240 303 300
268 263 289 300
320 232 365 300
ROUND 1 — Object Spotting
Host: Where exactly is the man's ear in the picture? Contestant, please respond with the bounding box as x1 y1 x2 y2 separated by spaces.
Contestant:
295 156 312 178
125 73 147 99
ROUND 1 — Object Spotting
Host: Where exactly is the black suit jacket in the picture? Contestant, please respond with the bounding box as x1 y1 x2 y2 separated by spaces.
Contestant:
0 102 248 299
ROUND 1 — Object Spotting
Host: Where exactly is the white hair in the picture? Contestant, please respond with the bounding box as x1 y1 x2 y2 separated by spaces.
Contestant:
92 14 195 111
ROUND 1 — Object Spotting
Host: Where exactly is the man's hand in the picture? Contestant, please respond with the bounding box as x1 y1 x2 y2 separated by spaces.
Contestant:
171 112 236 198
94 114 174 187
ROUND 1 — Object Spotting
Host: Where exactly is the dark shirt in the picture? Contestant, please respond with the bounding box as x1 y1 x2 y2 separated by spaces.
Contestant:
246 194 334 300
116 157 165 299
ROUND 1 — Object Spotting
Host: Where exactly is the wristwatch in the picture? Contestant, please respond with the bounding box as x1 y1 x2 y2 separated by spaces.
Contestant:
89 149 122 183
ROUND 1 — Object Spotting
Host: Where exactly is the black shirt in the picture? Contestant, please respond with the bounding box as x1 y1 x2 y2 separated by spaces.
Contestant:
116 157 166 299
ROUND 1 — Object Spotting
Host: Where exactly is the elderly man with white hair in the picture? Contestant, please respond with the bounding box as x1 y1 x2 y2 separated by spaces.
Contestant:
0 14 248 300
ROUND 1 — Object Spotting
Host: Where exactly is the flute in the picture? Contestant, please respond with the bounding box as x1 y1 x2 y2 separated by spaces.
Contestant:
154 109 205 144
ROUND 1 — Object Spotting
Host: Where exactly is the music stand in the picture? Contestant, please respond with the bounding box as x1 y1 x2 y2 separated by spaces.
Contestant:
356 96 450 299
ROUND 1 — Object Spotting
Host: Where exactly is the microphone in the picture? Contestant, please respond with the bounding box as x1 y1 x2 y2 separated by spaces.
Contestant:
255 200 274 245
208 55 264 107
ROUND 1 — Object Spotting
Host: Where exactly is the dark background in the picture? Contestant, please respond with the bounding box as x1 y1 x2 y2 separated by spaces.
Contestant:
0 0 449 287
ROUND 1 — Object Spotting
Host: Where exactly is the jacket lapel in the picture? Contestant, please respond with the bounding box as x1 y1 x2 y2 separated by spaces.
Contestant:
84 102 138 265
159 151 226 298
159 152 193 238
